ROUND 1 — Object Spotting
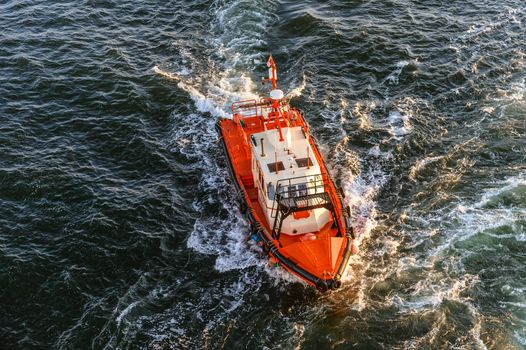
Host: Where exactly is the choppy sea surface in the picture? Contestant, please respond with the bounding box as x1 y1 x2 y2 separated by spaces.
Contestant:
1 0 525 349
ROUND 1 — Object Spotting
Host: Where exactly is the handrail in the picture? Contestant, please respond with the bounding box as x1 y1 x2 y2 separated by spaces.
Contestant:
232 99 258 117
231 98 289 127
270 179 335 242
270 173 327 218
276 179 324 199
278 192 332 211
276 174 325 193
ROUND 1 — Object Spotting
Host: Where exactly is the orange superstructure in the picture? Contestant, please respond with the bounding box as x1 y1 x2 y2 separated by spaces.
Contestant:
216 56 355 291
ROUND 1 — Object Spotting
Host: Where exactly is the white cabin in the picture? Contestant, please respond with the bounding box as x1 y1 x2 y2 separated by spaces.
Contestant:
250 126 332 235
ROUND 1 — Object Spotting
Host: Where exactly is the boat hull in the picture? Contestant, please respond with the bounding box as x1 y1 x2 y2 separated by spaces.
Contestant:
216 120 353 291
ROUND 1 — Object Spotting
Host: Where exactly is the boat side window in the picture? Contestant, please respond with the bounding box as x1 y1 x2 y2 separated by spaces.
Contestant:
288 185 297 198
297 183 307 196
267 182 275 200
310 176 323 193
258 168 265 194
278 185 286 198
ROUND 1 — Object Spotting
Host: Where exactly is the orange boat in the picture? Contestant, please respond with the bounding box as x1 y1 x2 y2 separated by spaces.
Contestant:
216 56 356 291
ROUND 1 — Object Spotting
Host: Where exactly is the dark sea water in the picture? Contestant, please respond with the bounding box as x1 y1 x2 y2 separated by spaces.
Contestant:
1 0 525 349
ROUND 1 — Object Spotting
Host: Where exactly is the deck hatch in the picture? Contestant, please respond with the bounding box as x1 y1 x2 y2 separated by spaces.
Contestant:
295 157 313 168
267 161 285 172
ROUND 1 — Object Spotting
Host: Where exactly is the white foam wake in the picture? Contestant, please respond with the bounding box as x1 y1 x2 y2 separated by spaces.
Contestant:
287 73 308 99
152 0 284 279
384 60 410 85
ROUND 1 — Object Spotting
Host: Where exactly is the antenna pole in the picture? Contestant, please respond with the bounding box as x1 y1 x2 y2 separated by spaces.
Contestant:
262 55 277 89
263 54 284 142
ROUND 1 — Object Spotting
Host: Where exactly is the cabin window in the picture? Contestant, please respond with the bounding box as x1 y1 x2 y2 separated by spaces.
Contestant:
297 183 307 196
288 185 297 198
267 161 285 173
258 168 264 194
309 177 321 193
278 185 286 199
267 182 275 200
295 157 313 168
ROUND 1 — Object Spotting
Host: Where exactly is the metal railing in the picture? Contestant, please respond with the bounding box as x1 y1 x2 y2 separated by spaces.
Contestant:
232 99 258 117
231 98 279 123
270 173 337 241
270 174 327 218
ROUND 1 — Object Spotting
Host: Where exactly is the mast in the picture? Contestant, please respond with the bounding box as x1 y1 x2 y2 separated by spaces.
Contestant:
262 55 277 89
262 55 284 142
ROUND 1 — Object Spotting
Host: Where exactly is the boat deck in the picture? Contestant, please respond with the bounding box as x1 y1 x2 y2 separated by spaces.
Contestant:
216 56 351 290
219 117 339 249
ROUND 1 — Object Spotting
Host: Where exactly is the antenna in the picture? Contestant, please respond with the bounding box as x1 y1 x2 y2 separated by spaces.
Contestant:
263 54 284 142
262 55 277 89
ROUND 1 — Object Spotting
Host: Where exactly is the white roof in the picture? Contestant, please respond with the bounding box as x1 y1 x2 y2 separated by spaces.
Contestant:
251 126 320 185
